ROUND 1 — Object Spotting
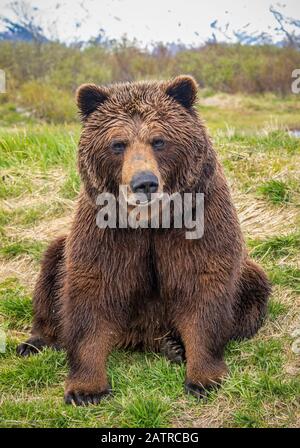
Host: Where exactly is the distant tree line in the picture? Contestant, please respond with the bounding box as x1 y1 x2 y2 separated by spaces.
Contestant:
0 2 299 122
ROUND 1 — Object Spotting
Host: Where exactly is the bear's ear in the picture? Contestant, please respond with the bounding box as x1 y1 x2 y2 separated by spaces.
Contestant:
76 83 109 119
165 75 198 109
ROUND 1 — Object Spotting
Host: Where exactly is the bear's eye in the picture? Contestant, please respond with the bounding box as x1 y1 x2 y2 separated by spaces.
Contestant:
111 141 127 154
152 138 165 150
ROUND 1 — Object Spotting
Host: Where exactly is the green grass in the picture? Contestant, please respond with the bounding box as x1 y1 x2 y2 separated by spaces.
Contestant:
0 239 46 262
268 266 300 293
222 131 300 154
0 348 67 393
0 202 67 227
0 170 35 199
257 180 291 204
0 125 78 170
233 410 263 428
118 395 171 427
1 341 297 428
267 299 288 321
0 278 32 329
248 233 300 259
59 169 80 199
0 93 299 428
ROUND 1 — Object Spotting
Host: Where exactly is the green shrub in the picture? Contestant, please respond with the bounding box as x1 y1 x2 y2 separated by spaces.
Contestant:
19 81 76 123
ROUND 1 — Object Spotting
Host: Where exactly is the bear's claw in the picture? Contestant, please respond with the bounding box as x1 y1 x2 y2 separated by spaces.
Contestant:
64 388 112 406
16 337 47 357
160 336 185 363
184 381 220 400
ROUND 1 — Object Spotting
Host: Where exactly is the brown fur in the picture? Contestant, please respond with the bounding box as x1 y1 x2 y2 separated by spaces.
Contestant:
17 76 271 405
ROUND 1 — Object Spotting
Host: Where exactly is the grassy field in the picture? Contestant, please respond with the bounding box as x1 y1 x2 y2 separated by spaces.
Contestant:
0 93 299 428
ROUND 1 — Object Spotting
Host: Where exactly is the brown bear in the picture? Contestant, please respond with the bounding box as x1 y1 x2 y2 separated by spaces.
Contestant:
17 76 271 406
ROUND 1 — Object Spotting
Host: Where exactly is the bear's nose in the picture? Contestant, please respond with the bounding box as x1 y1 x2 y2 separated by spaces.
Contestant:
130 171 159 196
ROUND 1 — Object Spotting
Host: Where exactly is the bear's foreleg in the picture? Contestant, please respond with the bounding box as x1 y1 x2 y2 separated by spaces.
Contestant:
64 327 115 405
176 284 234 399
63 279 119 406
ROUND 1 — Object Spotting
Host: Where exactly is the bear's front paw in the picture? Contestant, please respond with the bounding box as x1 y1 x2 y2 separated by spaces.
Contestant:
64 387 112 406
184 381 220 400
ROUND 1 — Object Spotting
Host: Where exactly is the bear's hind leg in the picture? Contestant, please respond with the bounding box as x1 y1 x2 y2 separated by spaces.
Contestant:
232 258 271 340
17 236 66 357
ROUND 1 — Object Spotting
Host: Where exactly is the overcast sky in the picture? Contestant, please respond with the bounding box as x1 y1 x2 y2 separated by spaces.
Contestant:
0 0 299 45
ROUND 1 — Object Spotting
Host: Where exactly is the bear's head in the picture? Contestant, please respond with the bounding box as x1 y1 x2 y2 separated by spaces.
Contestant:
76 75 216 207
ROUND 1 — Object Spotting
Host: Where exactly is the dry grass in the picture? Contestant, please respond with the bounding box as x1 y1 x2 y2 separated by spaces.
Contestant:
234 193 299 238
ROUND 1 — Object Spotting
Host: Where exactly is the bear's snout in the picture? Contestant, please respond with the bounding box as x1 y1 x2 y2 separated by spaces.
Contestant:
130 171 159 200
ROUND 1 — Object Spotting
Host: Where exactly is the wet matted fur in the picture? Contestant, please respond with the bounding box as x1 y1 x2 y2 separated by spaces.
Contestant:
17 76 271 406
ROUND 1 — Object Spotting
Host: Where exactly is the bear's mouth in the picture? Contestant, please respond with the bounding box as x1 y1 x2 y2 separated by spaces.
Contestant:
121 188 164 207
